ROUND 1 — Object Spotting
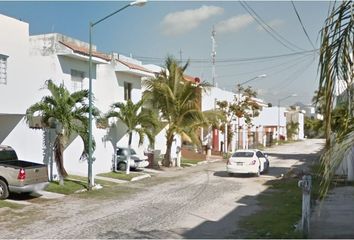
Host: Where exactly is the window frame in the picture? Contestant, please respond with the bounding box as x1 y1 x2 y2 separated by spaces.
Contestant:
0 54 9 85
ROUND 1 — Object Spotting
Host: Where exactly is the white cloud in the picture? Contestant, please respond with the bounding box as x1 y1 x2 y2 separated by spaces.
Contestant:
161 5 223 36
256 19 285 32
215 14 254 34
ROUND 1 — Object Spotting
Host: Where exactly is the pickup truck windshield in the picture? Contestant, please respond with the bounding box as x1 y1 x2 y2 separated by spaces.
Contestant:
0 150 18 161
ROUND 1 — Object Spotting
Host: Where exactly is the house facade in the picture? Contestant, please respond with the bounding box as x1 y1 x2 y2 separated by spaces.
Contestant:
0 14 181 177
286 106 305 140
0 13 296 179
0 14 45 162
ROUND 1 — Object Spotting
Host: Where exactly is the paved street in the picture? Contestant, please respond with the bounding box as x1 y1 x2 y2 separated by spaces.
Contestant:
0 139 324 239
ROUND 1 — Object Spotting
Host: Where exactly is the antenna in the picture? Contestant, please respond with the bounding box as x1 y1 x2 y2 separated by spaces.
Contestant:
211 26 216 87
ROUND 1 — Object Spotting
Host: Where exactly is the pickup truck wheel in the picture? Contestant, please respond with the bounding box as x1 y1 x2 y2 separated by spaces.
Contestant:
0 179 9 200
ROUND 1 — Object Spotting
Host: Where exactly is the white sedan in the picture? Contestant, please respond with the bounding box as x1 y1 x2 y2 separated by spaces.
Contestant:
226 149 270 177
116 147 149 171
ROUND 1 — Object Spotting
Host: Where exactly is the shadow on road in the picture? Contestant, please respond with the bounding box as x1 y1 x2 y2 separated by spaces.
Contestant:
212 166 293 179
181 147 324 239
267 152 321 162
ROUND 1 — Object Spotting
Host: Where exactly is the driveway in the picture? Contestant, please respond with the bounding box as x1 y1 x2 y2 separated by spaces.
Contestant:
0 139 324 239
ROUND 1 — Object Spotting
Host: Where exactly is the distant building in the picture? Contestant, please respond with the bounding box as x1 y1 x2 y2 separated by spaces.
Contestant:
286 106 305 140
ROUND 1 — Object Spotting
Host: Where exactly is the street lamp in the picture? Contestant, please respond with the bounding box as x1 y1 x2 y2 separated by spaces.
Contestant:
88 0 147 190
235 74 267 150
277 93 297 141
237 74 267 88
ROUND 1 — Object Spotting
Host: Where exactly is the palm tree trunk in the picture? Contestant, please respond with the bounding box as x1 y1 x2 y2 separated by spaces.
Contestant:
163 134 174 167
54 134 67 185
113 145 118 172
126 132 132 175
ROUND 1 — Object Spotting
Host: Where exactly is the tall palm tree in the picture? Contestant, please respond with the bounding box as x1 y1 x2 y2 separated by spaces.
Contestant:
26 80 97 185
143 56 216 167
105 99 158 174
318 1 354 196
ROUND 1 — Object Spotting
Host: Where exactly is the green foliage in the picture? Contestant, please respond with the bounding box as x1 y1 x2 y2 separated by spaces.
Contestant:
331 103 354 136
318 1 354 197
215 85 261 150
143 56 220 166
105 99 158 146
304 117 325 138
25 80 97 179
286 121 299 140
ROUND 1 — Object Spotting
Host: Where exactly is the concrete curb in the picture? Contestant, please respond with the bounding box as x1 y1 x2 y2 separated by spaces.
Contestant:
95 175 128 184
36 190 66 199
4 199 32 205
131 174 151 182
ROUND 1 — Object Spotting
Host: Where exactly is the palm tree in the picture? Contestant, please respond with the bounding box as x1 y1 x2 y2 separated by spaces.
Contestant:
105 99 158 174
318 1 354 196
143 56 216 167
26 80 97 185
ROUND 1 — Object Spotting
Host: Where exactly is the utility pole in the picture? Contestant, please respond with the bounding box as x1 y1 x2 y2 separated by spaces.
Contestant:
211 26 216 87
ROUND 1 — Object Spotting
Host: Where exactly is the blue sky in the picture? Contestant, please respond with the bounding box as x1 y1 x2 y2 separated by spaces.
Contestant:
1 1 332 105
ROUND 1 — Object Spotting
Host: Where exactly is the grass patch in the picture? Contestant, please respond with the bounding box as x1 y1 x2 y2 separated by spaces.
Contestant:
181 158 203 165
181 163 193 168
239 177 304 239
97 171 142 181
45 179 87 195
68 175 117 187
0 200 23 209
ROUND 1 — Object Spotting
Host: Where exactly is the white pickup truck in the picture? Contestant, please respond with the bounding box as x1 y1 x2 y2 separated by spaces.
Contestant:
0 145 49 199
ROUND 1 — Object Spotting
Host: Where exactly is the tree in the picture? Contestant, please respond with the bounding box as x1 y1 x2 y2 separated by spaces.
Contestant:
143 56 214 167
318 1 354 196
25 80 97 185
216 85 261 150
286 121 299 140
304 117 325 138
105 99 158 174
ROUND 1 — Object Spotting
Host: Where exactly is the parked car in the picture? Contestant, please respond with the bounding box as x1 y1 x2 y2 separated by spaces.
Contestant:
0 145 49 199
116 147 149 171
226 149 270 177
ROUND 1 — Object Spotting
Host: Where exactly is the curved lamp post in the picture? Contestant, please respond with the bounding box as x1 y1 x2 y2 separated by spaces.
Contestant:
235 74 267 150
88 0 147 190
277 93 297 141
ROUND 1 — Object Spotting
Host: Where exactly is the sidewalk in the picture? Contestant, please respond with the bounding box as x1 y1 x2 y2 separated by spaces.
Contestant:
310 186 354 238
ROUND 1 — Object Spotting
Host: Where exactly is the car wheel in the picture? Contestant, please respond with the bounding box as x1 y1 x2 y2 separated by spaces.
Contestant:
118 162 127 171
0 179 9 200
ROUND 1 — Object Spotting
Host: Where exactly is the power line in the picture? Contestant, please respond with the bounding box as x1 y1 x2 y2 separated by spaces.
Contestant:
269 56 316 90
240 1 306 52
218 52 314 79
291 1 316 50
134 49 318 65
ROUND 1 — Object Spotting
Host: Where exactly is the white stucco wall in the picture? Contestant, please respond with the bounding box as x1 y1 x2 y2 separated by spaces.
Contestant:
0 14 37 114
0 14 186 176
201 86 236 111
286 111 305 140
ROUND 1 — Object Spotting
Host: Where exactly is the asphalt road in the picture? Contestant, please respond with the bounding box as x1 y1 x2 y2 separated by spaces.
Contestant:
0 139 324 239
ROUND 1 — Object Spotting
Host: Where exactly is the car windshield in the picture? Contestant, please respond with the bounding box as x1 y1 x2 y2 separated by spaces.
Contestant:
117 148 137 156
129 149 137 155
232 152 254 158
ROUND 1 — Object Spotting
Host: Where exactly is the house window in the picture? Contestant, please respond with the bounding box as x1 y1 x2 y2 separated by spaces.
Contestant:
124 82 132 100
71 69 84 91
0 54 9 85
